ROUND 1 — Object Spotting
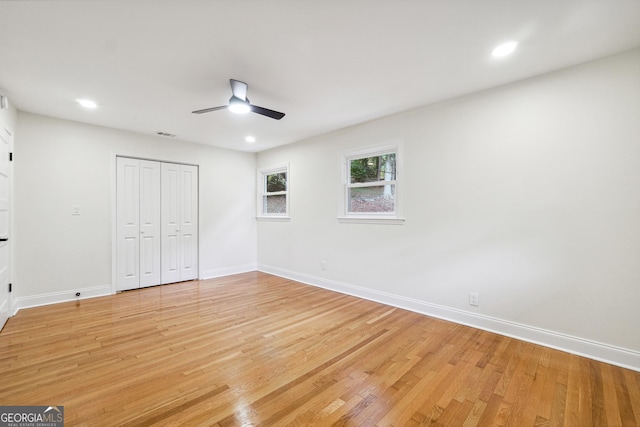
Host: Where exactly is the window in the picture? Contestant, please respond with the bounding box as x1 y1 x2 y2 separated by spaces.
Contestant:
340 145 403 224
258 164 289 219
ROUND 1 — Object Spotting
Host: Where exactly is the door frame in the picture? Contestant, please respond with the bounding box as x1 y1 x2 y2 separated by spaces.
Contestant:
111 154 201 294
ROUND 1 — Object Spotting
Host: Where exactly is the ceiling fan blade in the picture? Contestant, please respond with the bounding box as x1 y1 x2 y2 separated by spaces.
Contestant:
192 105 228 114
251 105 286 120
230 79 248 101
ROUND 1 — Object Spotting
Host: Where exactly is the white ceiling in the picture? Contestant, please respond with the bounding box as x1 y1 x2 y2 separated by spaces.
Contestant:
1 1 639 152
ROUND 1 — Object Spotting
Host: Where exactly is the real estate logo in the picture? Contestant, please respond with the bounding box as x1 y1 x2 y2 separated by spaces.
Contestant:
0 406 64 427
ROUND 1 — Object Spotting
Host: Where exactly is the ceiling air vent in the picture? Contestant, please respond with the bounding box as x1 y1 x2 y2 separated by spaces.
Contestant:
156 131 176 138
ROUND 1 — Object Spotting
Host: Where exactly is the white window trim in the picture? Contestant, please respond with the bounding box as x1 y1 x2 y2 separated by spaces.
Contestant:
257 163 290 220
338 143 404 225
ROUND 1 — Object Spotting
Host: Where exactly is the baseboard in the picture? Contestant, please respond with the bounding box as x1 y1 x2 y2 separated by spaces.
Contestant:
201 263 258 280
258 264 640 372
9 263 259 315
12 284 113 315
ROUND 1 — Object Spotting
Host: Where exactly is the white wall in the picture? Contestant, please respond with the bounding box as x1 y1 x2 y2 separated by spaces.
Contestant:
14 113 257 307
257 49 640 370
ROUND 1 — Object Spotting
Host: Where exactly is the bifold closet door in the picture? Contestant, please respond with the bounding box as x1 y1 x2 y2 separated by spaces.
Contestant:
161 163 198 284
116 158 161 291
138 161 162 287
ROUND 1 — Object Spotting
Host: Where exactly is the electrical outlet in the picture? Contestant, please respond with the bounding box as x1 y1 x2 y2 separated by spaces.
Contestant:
469 292 479 306
72 205 80 215
321 259 327 270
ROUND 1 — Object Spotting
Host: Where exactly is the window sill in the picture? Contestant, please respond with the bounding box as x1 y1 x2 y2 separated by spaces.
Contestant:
256 216 291 222
337 216 405 225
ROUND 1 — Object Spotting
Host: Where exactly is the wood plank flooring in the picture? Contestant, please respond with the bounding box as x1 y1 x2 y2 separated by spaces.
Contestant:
1 272 639 426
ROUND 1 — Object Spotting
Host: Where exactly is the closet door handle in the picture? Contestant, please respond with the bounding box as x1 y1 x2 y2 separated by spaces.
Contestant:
0 237 8 242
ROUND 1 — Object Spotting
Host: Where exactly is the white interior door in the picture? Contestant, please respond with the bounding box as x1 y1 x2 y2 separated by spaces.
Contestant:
0 125 12 330
117 158 162 290
179 164 198 281
116 157 141 291
161 162 180 284
161 163 198 284
139 160 161 287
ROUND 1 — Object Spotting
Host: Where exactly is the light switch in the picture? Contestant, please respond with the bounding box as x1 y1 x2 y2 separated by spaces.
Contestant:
72 205 80 216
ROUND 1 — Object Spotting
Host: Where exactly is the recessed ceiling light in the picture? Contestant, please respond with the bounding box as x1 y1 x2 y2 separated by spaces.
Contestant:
245 136 256 143
492 41 518 58
76 98 97 109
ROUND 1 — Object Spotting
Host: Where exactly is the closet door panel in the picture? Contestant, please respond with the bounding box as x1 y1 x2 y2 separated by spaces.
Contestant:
166 235 179 272
139 160 161 287
124 237 138 279
161 163 181 284
179 165 198 281
116 157 140 291
181 233 195 276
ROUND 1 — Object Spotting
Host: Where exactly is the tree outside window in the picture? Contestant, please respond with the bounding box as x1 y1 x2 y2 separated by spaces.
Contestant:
347 152 397 214
258 164 289 218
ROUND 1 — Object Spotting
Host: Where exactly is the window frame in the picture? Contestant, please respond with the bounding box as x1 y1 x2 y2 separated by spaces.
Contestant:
257 163 290 221
339 143 404 225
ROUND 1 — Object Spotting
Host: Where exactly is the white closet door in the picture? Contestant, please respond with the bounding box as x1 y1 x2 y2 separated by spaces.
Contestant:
161 163 198 284
161 163 180 284
138 160 161 287
179 164 198 281
116 157 141 291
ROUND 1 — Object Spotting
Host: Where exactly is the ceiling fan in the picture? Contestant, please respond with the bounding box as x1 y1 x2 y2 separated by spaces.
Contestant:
192 79 285 120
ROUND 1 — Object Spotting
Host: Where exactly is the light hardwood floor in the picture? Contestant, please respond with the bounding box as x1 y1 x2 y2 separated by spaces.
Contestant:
1 272 639 426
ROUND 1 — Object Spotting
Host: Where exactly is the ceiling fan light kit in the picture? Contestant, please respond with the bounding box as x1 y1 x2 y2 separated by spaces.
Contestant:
192 79 285 120
228 96 251 114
